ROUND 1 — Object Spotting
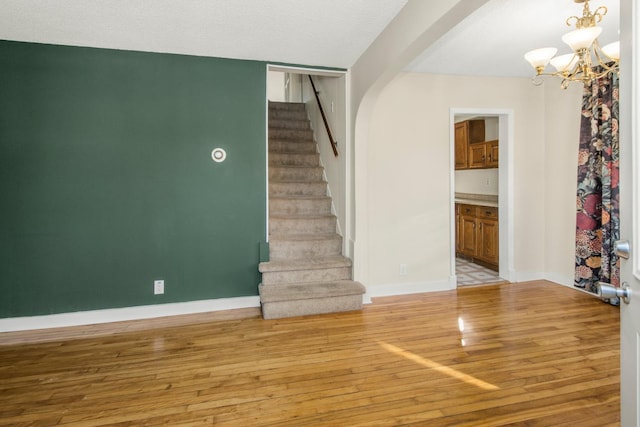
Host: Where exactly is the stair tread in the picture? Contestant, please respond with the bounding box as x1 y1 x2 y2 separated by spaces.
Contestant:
270 195 330 199
259 256 351 272
270 153 317 157
270 213 335 219
269 180 325 184
269 233 341 241
269 152 317 156
270 164 322 168
269 123 309 126
259 280 365 302
270 101 304 106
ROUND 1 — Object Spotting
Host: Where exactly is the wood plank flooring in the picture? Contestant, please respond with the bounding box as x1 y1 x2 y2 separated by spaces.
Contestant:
0 281 620 426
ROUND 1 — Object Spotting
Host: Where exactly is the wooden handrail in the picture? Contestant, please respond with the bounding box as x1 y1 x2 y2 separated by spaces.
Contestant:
308 75 338 157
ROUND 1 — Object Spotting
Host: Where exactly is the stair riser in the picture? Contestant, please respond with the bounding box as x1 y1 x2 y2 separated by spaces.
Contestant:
269 120 310 130
269 238 342 260
269 140 316 154
261 267 352 285
269 167 323 182
270 182 326 197
269 198 332 216
270 216 336 235
269 110 307 120
269 153 319 167
269 129 314 140
260 295 363 319
269 102 305 111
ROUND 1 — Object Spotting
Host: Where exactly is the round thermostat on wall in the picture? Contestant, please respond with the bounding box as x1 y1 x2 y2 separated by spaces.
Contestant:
211 148 227 163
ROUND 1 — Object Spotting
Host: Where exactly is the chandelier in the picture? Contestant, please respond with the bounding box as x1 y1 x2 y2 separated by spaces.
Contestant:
524 0 620 89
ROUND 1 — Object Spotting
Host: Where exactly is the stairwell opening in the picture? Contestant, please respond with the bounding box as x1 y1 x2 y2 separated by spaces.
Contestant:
260 66 362 319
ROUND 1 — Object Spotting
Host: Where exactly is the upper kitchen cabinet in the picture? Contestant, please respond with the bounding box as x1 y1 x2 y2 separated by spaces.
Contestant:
468 139 499 169
455 118 498 170
455 119 484 170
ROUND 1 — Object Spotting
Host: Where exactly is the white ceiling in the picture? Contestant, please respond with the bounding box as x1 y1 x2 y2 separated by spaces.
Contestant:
408 0 620 78
0 0 620 77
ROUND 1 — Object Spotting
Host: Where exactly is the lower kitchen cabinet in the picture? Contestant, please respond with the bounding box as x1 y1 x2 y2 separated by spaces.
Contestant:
455 203 499 271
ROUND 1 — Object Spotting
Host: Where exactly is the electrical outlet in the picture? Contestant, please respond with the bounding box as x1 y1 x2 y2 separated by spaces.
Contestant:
154 280 164 295
399 264 408 276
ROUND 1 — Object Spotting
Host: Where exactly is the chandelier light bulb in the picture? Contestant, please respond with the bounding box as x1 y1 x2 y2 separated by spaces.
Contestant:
550 53 579 73
562 27 602 51
601 41 620 61
524 47 558 69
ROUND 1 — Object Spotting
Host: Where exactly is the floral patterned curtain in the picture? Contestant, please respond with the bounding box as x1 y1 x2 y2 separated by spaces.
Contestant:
574 71 620 298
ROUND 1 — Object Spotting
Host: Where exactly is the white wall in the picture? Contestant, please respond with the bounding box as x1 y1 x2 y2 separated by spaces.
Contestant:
365 72 553 294
485 116 499 140
455 168 499 195
267 71 286 102
543 82 582 285
349 0 492 287
302 74 349 247
286 73 303 103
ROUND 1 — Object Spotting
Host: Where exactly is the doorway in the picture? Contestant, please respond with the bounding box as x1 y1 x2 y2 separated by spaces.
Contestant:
265 65 350 254
450 109 514 287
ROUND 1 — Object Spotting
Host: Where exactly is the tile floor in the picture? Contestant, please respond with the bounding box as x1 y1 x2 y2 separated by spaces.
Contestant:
456 257 503 286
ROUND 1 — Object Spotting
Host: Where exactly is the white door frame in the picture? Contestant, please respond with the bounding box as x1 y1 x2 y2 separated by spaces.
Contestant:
449 108 515 285
264 65 350 250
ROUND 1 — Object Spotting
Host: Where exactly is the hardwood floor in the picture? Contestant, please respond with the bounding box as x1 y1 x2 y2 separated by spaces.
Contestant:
0 281 620 426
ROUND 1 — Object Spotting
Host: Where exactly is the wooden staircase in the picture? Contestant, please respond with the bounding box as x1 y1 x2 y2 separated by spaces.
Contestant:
258 101 365 319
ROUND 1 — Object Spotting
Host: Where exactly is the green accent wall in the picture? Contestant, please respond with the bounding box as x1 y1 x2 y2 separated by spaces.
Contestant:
0 41 267 318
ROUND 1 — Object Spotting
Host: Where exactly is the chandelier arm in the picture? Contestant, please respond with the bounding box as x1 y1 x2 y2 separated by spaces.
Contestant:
595 60 619 74
567 60 582 81
592 40 620 72
566 15 580 28
592 6 608 23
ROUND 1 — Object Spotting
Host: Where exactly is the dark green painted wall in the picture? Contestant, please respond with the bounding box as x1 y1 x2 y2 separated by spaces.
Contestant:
0 41 267 317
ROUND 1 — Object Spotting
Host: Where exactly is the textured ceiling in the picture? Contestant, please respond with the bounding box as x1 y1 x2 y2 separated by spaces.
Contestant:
0 0 620 77
0 0 407 69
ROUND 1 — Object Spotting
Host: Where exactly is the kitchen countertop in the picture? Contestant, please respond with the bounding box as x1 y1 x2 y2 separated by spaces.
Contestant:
455 192 499 208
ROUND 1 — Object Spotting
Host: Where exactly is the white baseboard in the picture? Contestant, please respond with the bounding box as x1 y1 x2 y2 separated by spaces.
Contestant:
364 279 453 300
0 296 261 333
510 271 545 283
0 273 591 333
543 272 574 288
362 272 581 303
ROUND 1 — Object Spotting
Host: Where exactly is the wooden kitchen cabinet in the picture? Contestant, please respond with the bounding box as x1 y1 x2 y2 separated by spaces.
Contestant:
458 204 477 257
475 206 499 267
468 143 486 169
455 204 462 253
455 120 485 170
468 139 499 169
486 139 499 168
455 203 499 271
